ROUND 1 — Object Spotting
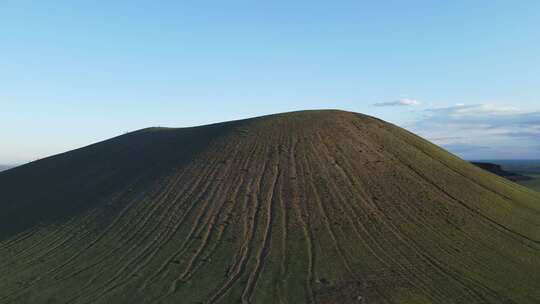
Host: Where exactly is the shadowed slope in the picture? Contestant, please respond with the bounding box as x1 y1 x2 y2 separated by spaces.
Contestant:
0 110 539 304
0 120 243 238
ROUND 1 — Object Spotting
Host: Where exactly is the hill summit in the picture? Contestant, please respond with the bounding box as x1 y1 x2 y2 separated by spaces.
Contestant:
1 110 539 304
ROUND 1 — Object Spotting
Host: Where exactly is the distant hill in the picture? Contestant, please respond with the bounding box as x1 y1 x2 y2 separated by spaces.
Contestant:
1 110 539 304
471 162 532 181
479 159 540 174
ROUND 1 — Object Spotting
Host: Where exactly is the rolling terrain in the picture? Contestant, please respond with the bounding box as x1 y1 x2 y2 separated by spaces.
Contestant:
485 159 540 175
0 110 539 304
470 162 531 182
473 160 540 193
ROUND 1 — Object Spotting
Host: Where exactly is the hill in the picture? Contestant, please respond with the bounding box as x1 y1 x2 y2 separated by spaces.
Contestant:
0 110 539 304
471 162 532 181
517 174 540 192
484 159 540 175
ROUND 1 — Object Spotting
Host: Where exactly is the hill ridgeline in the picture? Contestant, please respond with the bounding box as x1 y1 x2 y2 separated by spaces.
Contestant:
0 110 539 304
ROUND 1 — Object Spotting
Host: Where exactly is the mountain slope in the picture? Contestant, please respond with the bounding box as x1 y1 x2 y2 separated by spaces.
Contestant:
0 110 539 304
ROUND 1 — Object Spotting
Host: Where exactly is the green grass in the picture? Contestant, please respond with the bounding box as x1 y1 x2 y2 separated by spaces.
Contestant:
0 110 539 304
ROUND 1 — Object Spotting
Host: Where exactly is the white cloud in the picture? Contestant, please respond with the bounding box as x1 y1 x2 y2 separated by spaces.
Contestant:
445 103 522 117
406 103 540 159
373 98 421 107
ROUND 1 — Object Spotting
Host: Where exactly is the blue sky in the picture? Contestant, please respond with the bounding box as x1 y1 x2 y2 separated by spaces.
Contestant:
1 1 539 163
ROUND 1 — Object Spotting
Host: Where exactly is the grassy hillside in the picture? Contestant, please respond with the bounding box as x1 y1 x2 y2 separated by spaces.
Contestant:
0 110 539 304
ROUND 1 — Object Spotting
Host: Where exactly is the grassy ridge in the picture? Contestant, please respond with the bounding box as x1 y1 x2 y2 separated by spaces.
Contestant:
0 110 539 304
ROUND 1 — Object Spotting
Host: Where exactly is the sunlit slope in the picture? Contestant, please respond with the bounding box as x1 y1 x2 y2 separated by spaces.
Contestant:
0 110 539 304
